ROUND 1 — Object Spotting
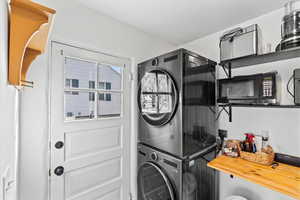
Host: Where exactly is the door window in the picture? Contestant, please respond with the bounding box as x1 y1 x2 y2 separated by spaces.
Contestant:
64 57 123 121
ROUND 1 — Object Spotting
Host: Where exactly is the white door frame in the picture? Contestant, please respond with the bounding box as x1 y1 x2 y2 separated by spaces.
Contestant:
47 40 133 200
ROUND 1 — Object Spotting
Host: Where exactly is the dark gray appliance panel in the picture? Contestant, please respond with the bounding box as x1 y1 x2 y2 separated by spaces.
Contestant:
138 162 175 200
137 144 217 200
137 144 183 200
138 49 217 158
183 151 218 200
138 50 183 157
183 53 217 157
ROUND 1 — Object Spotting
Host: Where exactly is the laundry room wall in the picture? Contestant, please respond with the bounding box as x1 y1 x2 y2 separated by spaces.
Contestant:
0 0 18 199
18 0 175 200
181 8 300 200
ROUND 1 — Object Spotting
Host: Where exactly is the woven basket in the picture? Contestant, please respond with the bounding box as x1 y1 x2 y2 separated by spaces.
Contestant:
240 151 275 166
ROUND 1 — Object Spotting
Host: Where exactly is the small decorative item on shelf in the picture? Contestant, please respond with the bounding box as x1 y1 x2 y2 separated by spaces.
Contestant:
222 132 275 165
222 140 241 158
240 133 275 165
240 145 275 166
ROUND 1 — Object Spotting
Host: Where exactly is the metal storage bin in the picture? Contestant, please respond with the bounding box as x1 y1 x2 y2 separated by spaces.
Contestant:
220 24 262 62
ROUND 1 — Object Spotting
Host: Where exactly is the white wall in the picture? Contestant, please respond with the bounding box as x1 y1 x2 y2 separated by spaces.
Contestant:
0 0 18 200
182 8 300 200
18 0 175 200
16 1 300 200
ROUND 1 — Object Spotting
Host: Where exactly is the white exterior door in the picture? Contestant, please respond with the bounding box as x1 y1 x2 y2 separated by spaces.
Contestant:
49 42 131 200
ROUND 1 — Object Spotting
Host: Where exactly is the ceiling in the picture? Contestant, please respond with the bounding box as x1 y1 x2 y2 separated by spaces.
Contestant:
76 0 289 45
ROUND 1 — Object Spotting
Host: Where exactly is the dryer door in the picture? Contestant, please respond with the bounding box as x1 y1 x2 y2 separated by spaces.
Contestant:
138 69 178 126
138 162 175 200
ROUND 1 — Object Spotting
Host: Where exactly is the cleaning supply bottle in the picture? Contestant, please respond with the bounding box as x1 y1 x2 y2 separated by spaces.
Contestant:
244 134 251 152
244 133 256 153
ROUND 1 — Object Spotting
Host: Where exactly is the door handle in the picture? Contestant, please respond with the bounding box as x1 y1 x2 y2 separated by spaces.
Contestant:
55 141 64 149
54 166 64 176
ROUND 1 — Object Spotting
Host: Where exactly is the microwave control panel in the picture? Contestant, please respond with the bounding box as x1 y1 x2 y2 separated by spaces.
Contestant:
262 77 273 97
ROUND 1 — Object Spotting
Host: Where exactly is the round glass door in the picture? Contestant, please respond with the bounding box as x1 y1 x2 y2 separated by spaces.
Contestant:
138 162 175 200
138 69 178 126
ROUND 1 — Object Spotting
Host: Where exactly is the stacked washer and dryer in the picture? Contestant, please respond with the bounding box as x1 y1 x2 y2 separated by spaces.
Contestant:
137 49 218 200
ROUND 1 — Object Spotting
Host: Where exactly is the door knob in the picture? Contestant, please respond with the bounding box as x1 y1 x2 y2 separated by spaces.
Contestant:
55 141 64 149
54 166 64 176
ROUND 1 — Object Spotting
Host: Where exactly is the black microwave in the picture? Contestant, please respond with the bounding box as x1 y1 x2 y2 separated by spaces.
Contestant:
218 72 281 105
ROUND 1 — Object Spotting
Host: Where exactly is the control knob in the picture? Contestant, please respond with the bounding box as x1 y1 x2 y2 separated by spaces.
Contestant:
150 152 158 161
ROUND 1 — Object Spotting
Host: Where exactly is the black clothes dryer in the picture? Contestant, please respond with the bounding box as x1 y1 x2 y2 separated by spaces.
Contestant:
137 144 218 200
138 49 217 158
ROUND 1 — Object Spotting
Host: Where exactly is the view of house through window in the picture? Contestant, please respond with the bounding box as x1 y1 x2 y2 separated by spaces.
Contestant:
64 57 123 120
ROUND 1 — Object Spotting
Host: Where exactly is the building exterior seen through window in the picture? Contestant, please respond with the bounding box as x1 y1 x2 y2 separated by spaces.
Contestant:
64 57 122 121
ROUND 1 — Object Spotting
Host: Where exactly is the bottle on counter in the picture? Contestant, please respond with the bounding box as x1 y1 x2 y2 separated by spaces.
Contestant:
261 130 270 149
242 133 257 153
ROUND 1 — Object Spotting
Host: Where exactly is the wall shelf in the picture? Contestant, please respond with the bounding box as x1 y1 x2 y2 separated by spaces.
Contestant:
219 103 300 109
216 48 300 121
208 155 300 199
219 48 300 69
9 0 56 87
216 103 300 122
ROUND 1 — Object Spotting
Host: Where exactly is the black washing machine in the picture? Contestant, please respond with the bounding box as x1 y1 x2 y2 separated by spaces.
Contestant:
138 49 217 158
138 144 218 200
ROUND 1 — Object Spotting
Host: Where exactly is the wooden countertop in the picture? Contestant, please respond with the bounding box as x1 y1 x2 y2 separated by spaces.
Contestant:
207 155 300 199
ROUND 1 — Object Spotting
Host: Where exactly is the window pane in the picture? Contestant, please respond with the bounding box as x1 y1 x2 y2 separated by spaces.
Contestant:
106 93 111 101
65 79 71 87
89 92 95 101
98 92 121 118
65 91 95 120
98 93 105 101
65 57 97 89
106 82 111 90
89 81 95 89
72 79 79 88
98 64 122 90
99 82 105 89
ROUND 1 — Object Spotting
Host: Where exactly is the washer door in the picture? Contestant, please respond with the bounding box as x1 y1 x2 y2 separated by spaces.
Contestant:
138 162 175 200
138 69 178 126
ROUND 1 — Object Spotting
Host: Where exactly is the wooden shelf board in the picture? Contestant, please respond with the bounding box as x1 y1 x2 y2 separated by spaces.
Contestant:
208 155 300 199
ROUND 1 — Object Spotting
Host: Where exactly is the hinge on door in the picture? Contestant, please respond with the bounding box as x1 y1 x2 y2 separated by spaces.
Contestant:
60 49 64 56
129 72 134 81
48 169 51 177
